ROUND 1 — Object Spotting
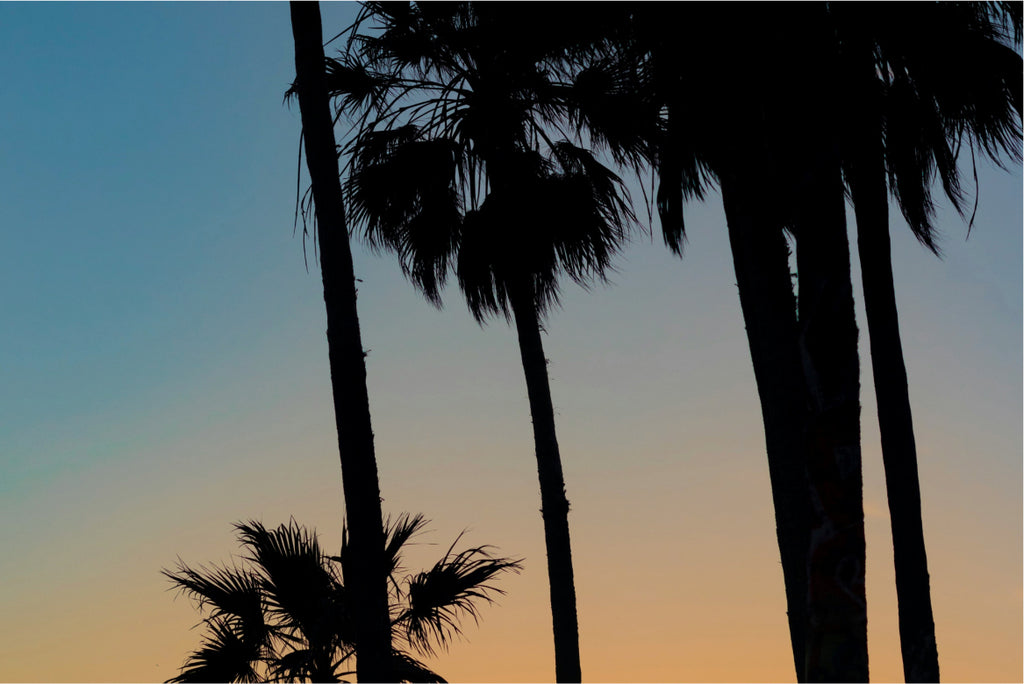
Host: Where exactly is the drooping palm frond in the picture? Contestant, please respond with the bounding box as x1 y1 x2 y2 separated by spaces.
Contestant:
397 538 522 657
164 561 265 629
168 618 264 684
839 2 1023 244
163 560 271 665
344 126 464 305
556 55 657 174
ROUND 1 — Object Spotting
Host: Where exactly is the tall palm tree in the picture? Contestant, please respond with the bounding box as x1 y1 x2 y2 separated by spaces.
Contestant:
630 5 1020 680
831 4 1022 680
316 4 646 680
621 5 873 679
165 515 522 683
288 4 391 679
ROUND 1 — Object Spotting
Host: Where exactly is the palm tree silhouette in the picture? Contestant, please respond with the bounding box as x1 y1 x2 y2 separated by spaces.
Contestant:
618 5 873 678
832 4 1022 680
164 515 522 683
288 4 391 679
623 5 1020 680
314 4 646 680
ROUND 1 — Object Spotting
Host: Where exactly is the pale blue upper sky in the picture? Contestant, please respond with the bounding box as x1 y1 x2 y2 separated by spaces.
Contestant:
0 3 1020 682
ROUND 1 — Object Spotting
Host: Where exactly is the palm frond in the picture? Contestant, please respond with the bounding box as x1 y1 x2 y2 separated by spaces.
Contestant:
390 650 448 683
397 537 522 657
384 512 430 583
163 560 270 652
345 126 464 305
234 520 343 652
168 619 263 684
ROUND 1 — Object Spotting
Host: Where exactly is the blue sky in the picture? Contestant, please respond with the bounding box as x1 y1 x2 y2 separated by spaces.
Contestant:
0 3 1020 682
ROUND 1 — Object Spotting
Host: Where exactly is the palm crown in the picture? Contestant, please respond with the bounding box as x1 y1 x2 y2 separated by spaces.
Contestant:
313 2 646 322
164 514 521 683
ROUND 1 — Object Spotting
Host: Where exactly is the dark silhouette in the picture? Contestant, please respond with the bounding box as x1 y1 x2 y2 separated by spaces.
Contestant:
164 515 521 683
832 4 1023 680
281 3 1022 681
317 5 646 681
613 5 873 678
288 3 391 680
786 9 869 680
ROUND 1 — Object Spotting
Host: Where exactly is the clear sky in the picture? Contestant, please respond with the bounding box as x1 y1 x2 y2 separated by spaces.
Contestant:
0 3 1020 682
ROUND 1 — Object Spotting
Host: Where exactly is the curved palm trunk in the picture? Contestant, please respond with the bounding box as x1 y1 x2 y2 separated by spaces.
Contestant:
289 4 392 680
508 282 582 683
849 137 939 682
793 157 869 682
720 174 811 682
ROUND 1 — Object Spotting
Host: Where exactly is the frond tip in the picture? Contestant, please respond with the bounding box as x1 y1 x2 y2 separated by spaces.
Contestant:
398 538 523 656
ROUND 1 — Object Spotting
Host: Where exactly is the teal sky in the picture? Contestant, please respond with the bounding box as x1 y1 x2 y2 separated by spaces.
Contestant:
0 3 1020 682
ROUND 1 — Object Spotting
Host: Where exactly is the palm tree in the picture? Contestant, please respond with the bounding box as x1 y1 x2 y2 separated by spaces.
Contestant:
619 5 873 679
288 4 391 679
316 4 647 680
831 4 1022 680
627 5 1020 680
165 514 522 683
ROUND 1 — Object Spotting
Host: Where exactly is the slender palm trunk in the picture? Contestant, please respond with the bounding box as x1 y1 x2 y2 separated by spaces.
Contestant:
849 138 939 682
793 156 869 682
289 4 392 680
508 281 582 683
721 174 811 682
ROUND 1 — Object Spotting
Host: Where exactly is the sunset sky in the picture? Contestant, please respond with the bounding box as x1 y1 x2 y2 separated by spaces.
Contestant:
0 3 1020 682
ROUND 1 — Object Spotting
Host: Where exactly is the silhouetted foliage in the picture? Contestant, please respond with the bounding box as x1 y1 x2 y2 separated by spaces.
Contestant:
165 515 521 683
830 5 1022 680
294 5 656 680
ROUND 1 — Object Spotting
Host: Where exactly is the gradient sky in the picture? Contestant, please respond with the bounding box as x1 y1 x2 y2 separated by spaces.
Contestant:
0 3 1020 682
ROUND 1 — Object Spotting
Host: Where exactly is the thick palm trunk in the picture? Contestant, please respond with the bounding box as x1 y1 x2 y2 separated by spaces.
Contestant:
793 158 869 682
720 174 811 682
289 4 392 680
508 282 582 683
849 140 939 682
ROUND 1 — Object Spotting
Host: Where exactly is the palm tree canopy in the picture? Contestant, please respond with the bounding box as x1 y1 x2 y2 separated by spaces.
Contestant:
313 2 646 323
165 515 521 683
832 1 1022 250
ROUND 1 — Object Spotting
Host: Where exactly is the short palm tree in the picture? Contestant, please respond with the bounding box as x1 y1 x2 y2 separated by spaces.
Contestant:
164 514 521 683
312 4 647 680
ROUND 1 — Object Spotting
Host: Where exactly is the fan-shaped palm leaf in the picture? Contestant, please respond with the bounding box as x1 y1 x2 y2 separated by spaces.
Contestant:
234 520 345 656
397 538 522 657
168 618 263 684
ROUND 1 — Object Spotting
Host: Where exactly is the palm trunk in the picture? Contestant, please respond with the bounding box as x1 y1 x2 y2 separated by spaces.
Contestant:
721 173 811 682
849 136 939 682
508 280 582 683
289 4 392 680
793 156 869 682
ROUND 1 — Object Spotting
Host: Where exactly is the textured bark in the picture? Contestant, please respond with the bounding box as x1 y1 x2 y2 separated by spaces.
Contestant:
509 282 582 683
721 174 811 682
793 158 869 683
289 4 392 680
849 134 939 683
